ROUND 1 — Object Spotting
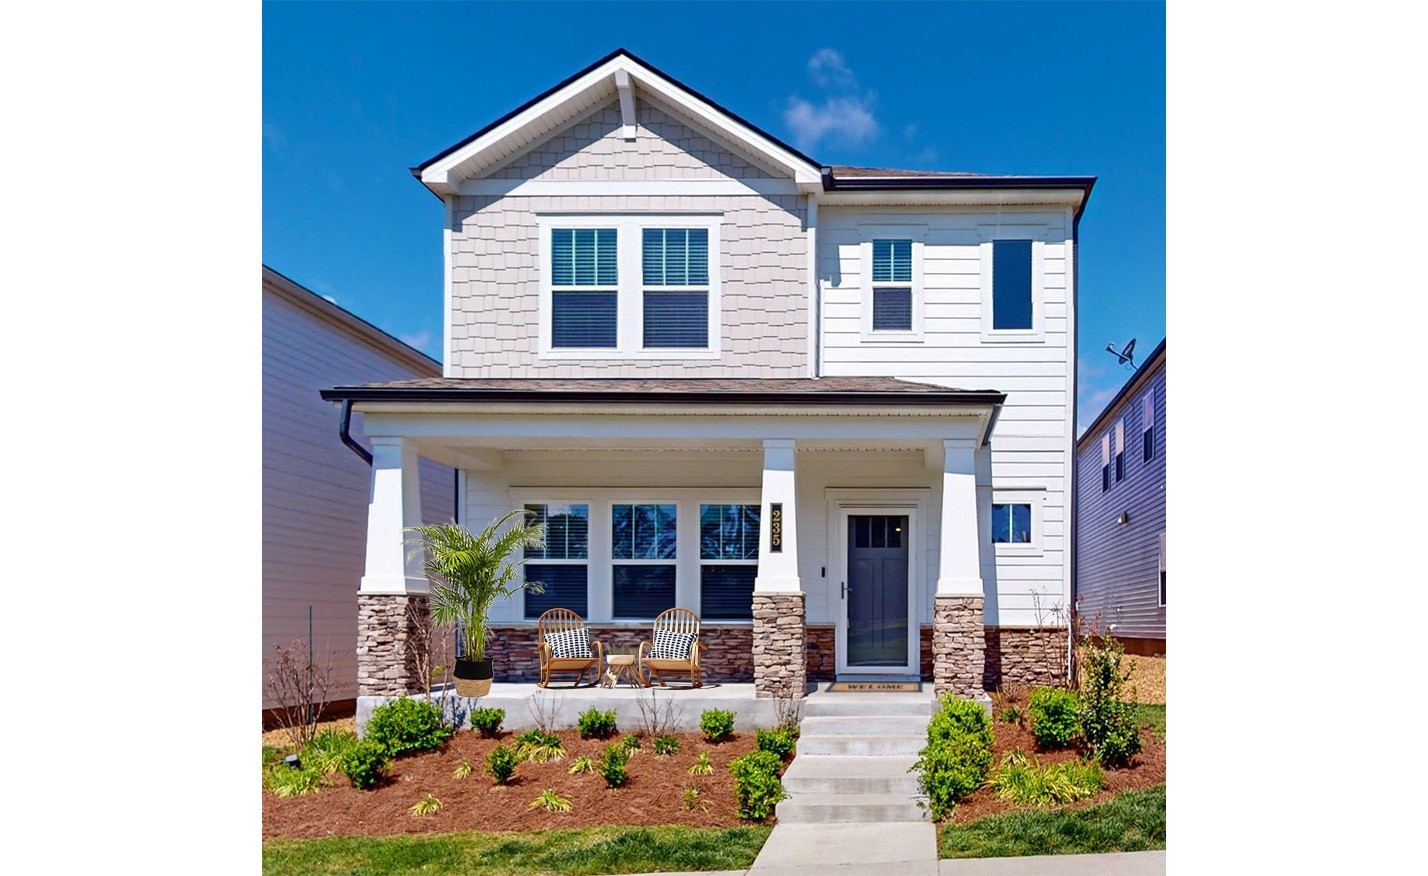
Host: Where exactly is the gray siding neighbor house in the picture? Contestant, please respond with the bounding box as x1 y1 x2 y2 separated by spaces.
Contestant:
262 266 455 710
1074 339 1166 654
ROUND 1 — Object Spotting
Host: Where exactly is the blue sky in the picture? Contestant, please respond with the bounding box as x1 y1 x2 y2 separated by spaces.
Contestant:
263 0 1164 429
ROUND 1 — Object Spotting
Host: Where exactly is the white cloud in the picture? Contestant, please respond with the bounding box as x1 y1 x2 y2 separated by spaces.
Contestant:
263 121 285 150
784 49 879 151
399 329 433 351
322 294 338 305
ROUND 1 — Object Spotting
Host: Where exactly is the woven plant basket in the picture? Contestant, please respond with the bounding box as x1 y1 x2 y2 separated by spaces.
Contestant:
454 657 493 698
455 676 492 698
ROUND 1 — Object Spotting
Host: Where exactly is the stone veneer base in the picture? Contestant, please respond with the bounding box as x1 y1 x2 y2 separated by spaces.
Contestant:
752 593 807 698
933 595 985 699
357 593 430 698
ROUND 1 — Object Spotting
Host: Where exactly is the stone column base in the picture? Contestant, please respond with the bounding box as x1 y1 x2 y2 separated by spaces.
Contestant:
753 592 807 698
357 593 429 698
933 594 985 699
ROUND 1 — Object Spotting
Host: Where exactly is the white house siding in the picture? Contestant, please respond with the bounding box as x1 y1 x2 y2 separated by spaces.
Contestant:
448 98 809 378
262 277 454 707
1075 358 1166 642
816 206 1075 626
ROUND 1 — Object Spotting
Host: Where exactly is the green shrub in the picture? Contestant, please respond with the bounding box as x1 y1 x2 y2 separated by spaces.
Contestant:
729 749 787 820
991 750 1104 806
598 743 629 788
911 695 995 820
755 727 797 760
364 697 453 758
1028 688 1081 750
577 707 618 739
469 707 505 737
302 729 359 776
700 708 736 743
487 745 519 784
653 735 680 756
340 740 390 790
620 734 642 754
514 729 566 763
1078 638 1144 768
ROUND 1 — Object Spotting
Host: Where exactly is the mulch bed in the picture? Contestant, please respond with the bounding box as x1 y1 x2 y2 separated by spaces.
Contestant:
263 729 761 840
946 719 1166 823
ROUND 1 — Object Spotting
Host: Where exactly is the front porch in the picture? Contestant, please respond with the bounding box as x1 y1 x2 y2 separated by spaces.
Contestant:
323 377 1065 707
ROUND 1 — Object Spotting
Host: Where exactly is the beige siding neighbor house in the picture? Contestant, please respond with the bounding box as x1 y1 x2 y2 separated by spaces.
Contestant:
322 50 1095 706
263 266 454 709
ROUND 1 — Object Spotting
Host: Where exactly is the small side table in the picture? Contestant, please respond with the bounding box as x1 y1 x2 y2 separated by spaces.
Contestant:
604 654 645 688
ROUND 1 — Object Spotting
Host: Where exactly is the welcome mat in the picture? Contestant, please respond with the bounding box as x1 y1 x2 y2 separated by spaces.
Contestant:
827 681 922 692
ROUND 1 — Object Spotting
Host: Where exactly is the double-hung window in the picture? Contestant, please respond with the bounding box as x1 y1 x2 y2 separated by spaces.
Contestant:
611 504 677 618
550 228 618 348
980 231 1042 341
1114 420 1126 483
522 503 590 619
642 228 710 348
1141 390 1156 462
870 239 913 332
1101 433 1111 492
699 504 760 620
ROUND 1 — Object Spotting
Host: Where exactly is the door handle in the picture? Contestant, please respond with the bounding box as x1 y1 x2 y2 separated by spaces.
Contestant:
841 582 847 600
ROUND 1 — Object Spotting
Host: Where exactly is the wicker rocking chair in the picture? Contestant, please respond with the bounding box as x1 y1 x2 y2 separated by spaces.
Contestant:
637 607 707 688
536 608 604 688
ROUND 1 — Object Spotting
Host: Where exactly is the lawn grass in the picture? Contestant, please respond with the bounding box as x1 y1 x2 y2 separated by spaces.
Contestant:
939 785 1165 859
1133 703 1166 740
263 825 773 876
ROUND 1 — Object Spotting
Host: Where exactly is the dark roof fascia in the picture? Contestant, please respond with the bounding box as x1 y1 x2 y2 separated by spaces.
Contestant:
822 171 1098 221
320 386 1007 408
262 265 442 372
1075 338 1167 451
411 48 822 179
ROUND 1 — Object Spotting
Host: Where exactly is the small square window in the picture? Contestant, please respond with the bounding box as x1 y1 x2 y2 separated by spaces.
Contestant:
991 503 1032 544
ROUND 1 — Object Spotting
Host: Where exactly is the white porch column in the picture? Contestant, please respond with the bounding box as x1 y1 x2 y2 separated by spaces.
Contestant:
752 439 806 698
360 436 427 594
934 438 987 701
936 439 983 596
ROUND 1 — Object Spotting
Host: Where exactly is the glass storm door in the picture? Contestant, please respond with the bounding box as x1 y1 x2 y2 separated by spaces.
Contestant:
845 514 910 667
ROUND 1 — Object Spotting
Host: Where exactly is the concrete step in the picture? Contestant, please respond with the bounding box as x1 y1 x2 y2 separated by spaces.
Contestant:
797 733 926 757
801 715 929 736
776 791 928 823
782 754 920 795
803 697 935 718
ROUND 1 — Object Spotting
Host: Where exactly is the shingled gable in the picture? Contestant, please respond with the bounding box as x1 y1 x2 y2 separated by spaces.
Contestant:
414 48 824 197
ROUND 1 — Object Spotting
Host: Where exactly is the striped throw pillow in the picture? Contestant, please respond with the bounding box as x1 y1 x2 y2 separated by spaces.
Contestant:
651 629 696 660
544 628 591 659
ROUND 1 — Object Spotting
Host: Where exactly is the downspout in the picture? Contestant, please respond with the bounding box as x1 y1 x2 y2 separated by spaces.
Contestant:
338 399 373 466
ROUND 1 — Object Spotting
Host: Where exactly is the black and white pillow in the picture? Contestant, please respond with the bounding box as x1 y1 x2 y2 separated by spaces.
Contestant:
651 630 696 660
544 628 592 659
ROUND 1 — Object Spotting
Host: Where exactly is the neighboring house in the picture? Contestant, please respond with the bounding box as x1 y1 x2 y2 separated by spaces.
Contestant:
1074 339 1166 655
320 49 1096 703
263 266 454 710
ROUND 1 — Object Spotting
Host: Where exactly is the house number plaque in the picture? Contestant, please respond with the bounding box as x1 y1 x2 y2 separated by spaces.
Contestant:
769 503 783 553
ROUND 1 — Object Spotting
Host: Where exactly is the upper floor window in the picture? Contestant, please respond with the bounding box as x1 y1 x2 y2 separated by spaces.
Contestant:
871 239 913 331
550 228 618 348
642 228 709 348
992 239 1033 330
1101 433 1111 492
1141 390 1156 462
1114 420 1126 483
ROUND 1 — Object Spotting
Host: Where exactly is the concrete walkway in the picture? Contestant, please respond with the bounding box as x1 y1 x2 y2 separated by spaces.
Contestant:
611 849 1164 876
748 822 940 874
939 850 1166 874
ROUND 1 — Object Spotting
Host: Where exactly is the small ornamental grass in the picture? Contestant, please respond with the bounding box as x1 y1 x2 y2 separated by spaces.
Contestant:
653 735 681 757
468 707 505 737
514 729 566 763
302 729 359 776
991 750 1104 806
1027 688 1081 750
728 750 787 821
620 734 642 755
700 708 736 743
529 789 573 813
408 794 442 817
267 765 325 798
452 760 474 780
688 751 714 776
911 695 994 820
568 755 596 775
364 697 453 758
576 708 618 740
598 743 630 788
487 745 520 784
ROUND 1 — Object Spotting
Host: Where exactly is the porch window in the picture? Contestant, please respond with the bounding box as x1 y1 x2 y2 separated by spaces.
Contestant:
990 503 1032 544
642 228 710 348
871 239 913 331
522 503 590 618
699 504 760 620
550 228 618 348
611 503 677 618
991 239 1033 330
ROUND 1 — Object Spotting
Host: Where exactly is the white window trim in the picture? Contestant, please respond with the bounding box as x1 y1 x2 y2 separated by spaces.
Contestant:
982 487 1045 557
978 225 1046 343
536 214 722 360
858 226 925 342
509 488 757 624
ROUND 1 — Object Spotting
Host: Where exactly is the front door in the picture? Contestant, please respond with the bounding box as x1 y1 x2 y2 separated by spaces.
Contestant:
844 514 911 670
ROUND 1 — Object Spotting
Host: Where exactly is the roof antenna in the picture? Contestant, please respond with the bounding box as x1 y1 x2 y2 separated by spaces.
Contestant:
1105 338 1137 369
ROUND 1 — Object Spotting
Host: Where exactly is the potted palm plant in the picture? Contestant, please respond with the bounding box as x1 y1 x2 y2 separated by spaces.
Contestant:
406 510 546 698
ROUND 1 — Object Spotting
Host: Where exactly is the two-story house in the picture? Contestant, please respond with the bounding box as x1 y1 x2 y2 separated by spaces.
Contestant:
321 49 1094 704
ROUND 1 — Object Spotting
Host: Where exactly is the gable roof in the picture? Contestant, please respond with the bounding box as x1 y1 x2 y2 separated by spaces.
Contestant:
414 48 824 196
